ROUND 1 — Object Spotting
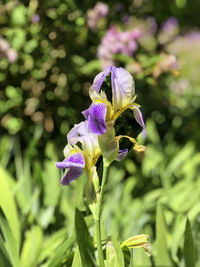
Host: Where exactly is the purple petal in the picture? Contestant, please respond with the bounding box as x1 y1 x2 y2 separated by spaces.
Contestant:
56 158 68 169
133 106 145 129
56 152 85 186
111 66 135 108
66 152 85 168
67 121 90 145
60 167 84 186
82 108 90 119
56 152 85 169
88 103 107 135
92 66 112 93
116 149 128 161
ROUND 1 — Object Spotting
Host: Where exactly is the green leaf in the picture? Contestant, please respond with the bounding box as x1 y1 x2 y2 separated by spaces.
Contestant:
122 246 131 267
155 203 171 267
20 225 43 267
72 247 82 267
75 208 95 267
38 228 68 264
80 59 101 75
47 236 75 267
0 213 20 267
183 219 195 267
0 236 12 267
0 166 21 249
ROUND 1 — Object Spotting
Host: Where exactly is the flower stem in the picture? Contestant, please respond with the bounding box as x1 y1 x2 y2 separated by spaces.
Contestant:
95 162 108 267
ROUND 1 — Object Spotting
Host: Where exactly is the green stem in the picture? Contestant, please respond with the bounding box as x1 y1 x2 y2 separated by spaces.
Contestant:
95 162 108 267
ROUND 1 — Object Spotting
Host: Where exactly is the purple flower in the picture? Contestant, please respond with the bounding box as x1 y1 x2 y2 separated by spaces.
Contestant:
56 120 101 185
83 66 145 136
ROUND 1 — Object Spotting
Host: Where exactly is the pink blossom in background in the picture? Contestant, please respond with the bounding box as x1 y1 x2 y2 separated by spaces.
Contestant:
97 26 141 69
0 37 18 63
6 48 18 63
0 37 9 52
87 2 109 30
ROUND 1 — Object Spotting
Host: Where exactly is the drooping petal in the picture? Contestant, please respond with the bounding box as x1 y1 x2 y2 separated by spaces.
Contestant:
116 149 128 161
132 105 145 129
111 66 135 109
88 103 107 135
56 152 85 186
60 167 84 186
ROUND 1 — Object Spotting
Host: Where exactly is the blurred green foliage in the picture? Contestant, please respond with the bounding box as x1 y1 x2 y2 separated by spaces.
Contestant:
0 0 200 266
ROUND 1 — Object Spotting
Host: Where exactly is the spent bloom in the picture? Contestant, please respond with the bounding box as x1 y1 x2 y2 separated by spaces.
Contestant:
87 2 109 31
98 27 140 69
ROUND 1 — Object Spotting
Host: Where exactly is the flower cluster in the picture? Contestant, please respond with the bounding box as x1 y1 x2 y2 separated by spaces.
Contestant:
56 66 145 185
0 36 18 63
87 2 109 31
97 27 140 69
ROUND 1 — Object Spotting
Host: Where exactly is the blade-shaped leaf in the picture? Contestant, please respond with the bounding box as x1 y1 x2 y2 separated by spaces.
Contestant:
20 225 43 267
47 236 75 267
0 166 20 248
72 246 82 267
183 218 195 267
122 246 131 267
0 213 20 267
0 237 12 267
155 203 171 267
38 228 68 264
75 208 95 267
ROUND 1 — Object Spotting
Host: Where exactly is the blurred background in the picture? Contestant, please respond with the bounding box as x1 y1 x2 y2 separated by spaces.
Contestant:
0 0 200 266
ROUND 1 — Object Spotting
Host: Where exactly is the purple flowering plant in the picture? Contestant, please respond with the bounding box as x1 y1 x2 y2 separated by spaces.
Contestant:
56 66 150 266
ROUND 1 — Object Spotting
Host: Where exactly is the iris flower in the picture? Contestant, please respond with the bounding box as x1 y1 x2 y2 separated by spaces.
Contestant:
82 66 145 135
56 121 101 185
56 120 130 185
82 66 145 160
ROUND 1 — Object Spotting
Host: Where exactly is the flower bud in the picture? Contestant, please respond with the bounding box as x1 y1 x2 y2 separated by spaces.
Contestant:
91 166 100 193
121 234 151 256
